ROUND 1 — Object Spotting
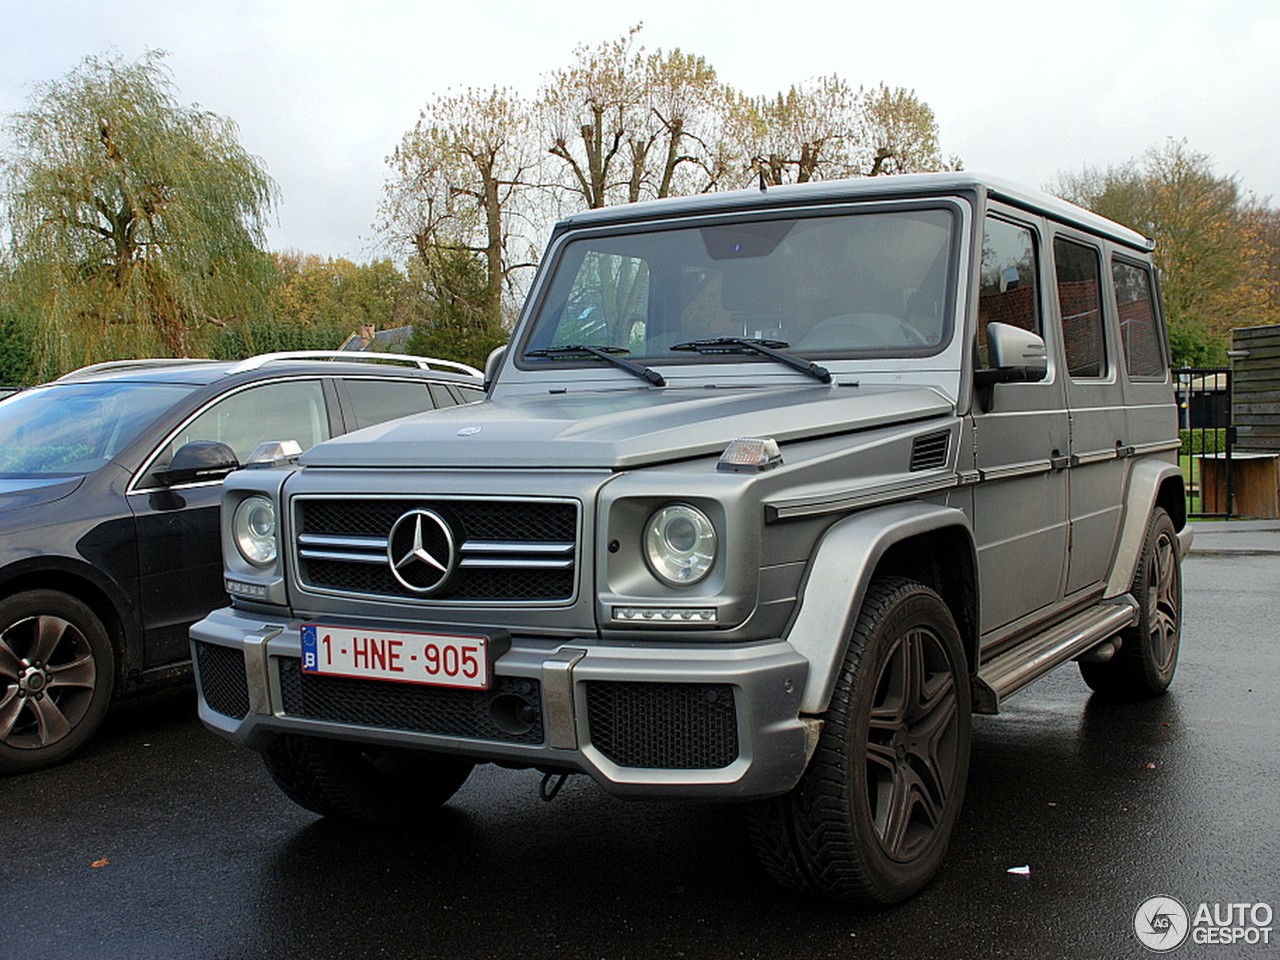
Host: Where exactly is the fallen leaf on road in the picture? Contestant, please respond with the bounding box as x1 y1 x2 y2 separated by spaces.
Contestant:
90 858 110 869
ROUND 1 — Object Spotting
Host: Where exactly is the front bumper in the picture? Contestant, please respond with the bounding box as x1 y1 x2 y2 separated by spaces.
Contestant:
191 606 816 800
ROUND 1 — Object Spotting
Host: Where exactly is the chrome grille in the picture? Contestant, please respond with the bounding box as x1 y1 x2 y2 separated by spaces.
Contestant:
294 497 578 603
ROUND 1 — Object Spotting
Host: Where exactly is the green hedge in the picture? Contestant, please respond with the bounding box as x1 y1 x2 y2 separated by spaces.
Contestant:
1179 428 1227 455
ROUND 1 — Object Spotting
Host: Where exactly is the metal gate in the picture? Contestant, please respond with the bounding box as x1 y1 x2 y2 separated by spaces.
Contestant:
1174 366 1233 517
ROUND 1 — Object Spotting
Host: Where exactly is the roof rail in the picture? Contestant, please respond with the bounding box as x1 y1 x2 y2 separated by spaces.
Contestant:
227 351 483 378
55 358 218 382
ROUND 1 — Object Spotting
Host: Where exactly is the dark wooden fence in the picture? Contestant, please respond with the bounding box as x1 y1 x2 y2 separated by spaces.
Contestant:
1232 324 1280 452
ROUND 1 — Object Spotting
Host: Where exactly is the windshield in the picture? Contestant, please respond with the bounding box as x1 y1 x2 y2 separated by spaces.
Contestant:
0 381 196 476
523 207 956 365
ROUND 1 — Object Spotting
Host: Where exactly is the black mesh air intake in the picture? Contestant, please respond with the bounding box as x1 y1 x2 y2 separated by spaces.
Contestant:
194 641 251 720
585 681 739 769
277 657 544 745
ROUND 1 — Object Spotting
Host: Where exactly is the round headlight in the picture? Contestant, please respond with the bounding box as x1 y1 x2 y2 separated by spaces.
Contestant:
232 495 277 567
644 504 716 586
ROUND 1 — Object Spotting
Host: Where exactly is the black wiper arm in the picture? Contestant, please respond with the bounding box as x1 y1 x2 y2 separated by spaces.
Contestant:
525 345 666 387
670 337 832 384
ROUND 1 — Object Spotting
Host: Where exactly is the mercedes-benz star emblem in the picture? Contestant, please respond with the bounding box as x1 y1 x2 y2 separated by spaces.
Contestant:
387 509 456 594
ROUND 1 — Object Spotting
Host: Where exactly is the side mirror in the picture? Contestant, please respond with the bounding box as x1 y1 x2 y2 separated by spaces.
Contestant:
987 322 1048 375
974 323 1048 411
158 440 240 485
484 343 508 391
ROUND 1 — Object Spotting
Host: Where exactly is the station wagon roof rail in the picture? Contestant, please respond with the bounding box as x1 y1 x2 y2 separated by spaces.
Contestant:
227 351 483 377
57 357 221 382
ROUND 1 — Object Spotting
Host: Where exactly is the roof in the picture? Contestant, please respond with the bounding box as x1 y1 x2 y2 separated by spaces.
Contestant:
554 172 1154 252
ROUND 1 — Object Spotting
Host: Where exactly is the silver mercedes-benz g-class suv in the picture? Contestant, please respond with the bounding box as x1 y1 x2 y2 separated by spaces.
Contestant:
192 173 1189 904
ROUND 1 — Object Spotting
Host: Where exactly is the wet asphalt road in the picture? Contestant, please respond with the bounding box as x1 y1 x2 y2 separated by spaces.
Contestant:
2 524 1278 960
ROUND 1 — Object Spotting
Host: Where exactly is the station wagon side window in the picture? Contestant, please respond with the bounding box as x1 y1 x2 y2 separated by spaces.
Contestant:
342 378 436 430
1053 237 1107 378
978 216 1040 364
1112 259 1166 379
149 379 331 485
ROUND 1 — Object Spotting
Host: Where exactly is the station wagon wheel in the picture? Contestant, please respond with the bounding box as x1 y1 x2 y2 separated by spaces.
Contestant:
1079 507 1182 698
0 590 115 773
747 577 971 904
263 734 474 823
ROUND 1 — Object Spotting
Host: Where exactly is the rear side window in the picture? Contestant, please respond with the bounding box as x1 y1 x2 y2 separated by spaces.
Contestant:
429 383 459 408
978 216 1040 364
344 379 436 430
1053 237 1107 378
1112 260 1166 378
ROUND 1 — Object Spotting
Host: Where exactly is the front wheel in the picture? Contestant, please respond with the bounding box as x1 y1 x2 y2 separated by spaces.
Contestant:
263 734 474 824
0 590 115 774
1079 507 1181 698
747 578 971 904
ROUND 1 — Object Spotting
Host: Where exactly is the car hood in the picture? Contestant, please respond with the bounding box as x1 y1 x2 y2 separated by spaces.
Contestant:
301 384 954 470
0 475 86 510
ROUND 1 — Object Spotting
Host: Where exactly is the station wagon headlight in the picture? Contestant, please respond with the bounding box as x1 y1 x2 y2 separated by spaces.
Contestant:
233 495 278 567
644 504 716 586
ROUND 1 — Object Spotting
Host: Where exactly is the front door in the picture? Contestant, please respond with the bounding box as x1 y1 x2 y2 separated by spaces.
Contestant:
128 378 333 667
970 211 1070 637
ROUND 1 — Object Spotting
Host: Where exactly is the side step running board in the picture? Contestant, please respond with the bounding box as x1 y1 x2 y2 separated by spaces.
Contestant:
973 597 1140 714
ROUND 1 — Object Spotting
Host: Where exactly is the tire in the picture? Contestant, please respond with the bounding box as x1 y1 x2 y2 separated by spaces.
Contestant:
263 734 474 824
1079 508 1181 698
747 577 971 904
0 589 115 774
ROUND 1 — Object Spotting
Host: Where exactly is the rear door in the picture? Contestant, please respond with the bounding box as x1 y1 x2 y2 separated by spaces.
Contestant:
1049 231 1128 595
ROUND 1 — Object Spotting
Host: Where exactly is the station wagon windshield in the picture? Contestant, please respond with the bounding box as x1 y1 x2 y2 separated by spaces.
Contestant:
523 207 956 366
0 381 196 476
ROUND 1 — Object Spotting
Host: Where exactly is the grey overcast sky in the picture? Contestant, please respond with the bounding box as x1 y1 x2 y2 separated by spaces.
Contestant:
2 0 1277 261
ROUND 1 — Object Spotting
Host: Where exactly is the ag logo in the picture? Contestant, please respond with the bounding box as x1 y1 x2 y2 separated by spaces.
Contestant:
1134 896 1190 952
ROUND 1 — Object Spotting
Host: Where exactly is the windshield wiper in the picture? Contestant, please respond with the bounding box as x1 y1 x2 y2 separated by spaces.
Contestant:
525 345 666 387
670 337 831 384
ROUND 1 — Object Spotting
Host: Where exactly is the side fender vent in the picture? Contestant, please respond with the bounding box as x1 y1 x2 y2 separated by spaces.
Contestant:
910 430 951 471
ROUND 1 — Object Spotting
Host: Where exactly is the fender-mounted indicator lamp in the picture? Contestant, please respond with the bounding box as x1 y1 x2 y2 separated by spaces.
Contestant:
717 437 783 473
245 439 303 469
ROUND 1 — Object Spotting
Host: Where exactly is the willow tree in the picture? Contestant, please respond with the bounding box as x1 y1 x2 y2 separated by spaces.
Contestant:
2 51 277 378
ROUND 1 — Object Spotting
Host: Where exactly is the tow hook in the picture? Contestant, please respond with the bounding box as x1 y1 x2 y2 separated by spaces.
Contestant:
539 770 570 802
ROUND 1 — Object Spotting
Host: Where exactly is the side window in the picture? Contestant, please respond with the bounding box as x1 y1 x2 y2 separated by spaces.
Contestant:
1053 237 1107 378
429 383 459 408
1112 259 1166 378
343 379 436 430
453 385 485 404
156 379 330 476
978 216 1040 364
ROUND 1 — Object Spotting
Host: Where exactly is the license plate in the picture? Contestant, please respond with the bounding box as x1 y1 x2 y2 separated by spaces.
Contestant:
301 624 492 690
